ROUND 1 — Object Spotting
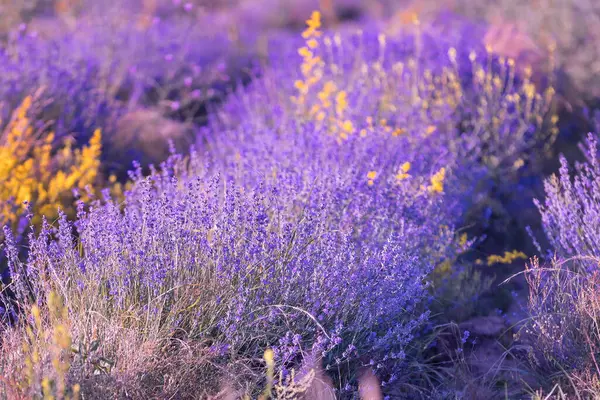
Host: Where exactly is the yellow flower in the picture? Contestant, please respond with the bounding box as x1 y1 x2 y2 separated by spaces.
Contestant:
300 63 313 77
294 80 306 91
309 104 321 116
523 82 536 99
298 47 312 58
341 120 354 133
459 233 468 247
367 170 377 186
335 91 348 116
318 82 337 108
428 167 446 194
396 162 411 181
323 81 337 93
0 95 105 227
486 250 527 266
306 11 321 30
513 158 525 169
264 348 274 365
425 125 437 136
392 128 406 137
302 11 322 39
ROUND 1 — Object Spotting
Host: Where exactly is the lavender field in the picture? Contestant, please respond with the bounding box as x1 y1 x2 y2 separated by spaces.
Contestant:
1 0 600 398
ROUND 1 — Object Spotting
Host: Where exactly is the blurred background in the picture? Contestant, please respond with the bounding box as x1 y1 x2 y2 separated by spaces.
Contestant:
2 0 598 152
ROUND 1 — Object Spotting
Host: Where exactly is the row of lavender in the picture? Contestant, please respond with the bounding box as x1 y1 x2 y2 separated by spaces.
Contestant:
0 6 597 399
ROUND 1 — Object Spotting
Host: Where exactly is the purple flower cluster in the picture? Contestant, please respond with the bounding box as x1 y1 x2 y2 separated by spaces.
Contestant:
0 6 257 158
218 23 556 222
4 99 467 390
527 128 600 387
535 133 600 269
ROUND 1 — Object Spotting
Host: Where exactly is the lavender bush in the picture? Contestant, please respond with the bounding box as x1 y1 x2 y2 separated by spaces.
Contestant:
525 132 600 396
535 133 600 270
214 13 557 255
1 115 466 397
0 5 573 399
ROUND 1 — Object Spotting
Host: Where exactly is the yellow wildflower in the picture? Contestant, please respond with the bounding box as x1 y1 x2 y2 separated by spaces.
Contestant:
335 91 348 116
367 170 377 186
0 96 104 226
298 47 312 58
396 162 411 181
305 11 321 30
302 11 322 39
513 158 525 169
425 125 437 137
428 167 446 194
486 250 527 266
523 82 536 99
294 80 307 91
295 11 324 115
459 233 468 247
341 120 354 133
309 104 321 116
323 81 337 93
393 128 406 137
264 348 274 366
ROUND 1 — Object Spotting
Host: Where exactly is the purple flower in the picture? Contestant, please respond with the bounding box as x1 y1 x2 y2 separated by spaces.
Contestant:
461 330 470 344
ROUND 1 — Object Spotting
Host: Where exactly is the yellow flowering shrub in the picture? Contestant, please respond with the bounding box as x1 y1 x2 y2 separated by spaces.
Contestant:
292 11 324 112
288 10 558 179
291 12 357 143
476 249 528 266
0 95 103 227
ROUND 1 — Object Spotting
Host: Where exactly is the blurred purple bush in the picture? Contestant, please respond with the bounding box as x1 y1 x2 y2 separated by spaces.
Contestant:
0 4 259 175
